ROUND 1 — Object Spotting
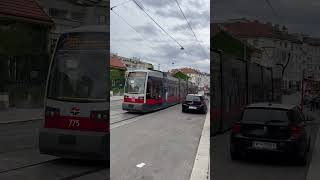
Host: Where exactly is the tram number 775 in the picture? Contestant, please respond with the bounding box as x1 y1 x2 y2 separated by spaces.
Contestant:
69 119 80 127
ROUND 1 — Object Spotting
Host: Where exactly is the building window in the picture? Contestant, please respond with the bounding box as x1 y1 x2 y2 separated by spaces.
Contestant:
49 8 68 19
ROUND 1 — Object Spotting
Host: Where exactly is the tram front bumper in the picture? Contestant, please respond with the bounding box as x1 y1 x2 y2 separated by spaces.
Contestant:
122 103 146 112
39 128 109 161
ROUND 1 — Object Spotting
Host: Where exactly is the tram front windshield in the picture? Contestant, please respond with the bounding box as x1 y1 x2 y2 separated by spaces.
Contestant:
125 72 146 94
47 32 107 102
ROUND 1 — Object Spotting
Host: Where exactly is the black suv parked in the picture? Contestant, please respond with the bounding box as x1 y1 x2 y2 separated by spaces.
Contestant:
182 94 207 114
230 103 313 165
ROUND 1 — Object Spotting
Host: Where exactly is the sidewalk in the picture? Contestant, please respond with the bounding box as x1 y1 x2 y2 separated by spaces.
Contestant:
306 110 320 180
190 106 210 180
0 108 43 124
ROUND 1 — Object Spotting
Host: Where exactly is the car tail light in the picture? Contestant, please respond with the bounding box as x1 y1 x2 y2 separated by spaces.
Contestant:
289 124 302 138
232 123 241 133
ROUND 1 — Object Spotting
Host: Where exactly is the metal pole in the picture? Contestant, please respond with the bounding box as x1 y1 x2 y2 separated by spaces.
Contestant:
244 44 249 104
301 70 305 111
271 68 274 102
219 51 224 133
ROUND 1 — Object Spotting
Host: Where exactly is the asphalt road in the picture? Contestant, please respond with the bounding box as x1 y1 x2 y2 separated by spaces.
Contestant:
110 103 207 180
0 119 108 180
210 113 319 180
0 100 206 180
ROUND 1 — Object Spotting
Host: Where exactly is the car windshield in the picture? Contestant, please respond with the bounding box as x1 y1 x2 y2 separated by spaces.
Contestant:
124 72 146 94
186 95 201 102
241 108 290 124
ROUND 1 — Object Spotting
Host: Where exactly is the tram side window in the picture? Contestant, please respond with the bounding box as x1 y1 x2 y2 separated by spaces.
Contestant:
147 76 163 99
146 78 152 99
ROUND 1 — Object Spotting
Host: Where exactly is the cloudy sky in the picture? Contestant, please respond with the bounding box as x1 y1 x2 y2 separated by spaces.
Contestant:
212 0 320 37
110 0 210 73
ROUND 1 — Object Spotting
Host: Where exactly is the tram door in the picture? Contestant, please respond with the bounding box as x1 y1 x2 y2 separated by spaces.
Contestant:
146 75 163 109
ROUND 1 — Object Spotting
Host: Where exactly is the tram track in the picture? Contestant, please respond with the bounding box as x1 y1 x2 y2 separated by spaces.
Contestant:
58 167 107 180
0 156 108 179
0 158 60 175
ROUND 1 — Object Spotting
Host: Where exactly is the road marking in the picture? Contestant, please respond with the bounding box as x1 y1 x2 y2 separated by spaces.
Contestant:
136 163 145 168
189 106 210 180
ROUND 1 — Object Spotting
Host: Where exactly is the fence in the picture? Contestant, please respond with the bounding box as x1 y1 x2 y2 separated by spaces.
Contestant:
211 50 276 136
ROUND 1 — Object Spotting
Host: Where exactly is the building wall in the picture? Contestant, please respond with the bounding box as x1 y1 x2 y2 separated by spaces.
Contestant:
36 0 108 53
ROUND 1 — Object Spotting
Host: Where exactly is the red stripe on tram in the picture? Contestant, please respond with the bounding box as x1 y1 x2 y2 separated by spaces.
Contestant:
44 116 108 132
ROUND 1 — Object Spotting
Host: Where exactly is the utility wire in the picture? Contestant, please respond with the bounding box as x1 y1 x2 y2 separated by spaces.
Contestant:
110 8 156 52
265 0 282 21
111 0 132 9
131 0 185 50
173 0 209 58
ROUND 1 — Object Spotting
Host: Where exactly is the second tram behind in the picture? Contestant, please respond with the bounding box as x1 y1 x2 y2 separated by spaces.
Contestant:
122 70 197 113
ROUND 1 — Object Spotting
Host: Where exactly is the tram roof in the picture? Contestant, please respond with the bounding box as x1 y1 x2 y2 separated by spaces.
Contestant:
62 25 109 34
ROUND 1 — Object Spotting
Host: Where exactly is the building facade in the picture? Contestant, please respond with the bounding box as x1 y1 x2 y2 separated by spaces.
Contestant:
116 55 154 70
36 0 108 53
217 18 320 91
177 67 210 90
0 0 53 108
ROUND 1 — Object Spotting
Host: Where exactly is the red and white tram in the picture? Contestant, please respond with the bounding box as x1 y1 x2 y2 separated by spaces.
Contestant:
122 69 197 113
39 25 109 160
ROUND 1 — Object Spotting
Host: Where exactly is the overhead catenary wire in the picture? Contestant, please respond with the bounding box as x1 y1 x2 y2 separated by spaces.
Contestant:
111 0 132 9
131 0 185 50
110 8 156 52
173 0 209 58
265 0 282 22
110 0 206 73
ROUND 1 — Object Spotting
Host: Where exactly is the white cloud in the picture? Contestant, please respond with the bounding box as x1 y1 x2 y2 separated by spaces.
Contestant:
110 0 210 73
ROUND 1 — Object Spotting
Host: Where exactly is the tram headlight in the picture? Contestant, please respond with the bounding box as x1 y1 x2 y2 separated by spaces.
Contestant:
90 110 108 121
45 107 60 118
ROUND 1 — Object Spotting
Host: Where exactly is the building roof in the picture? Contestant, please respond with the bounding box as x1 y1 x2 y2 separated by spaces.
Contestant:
215 19 302 43
0 0 53 25
246 103 298 110
179 67 201 74
111 55 126 70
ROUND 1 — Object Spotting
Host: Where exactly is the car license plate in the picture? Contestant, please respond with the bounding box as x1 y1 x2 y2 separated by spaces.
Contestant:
252 141 277 150
189 106 197 109
59 135 76 145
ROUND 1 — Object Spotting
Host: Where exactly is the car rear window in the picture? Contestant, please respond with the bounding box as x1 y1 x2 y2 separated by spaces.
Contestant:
241 108 291 123
186 95 201 102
